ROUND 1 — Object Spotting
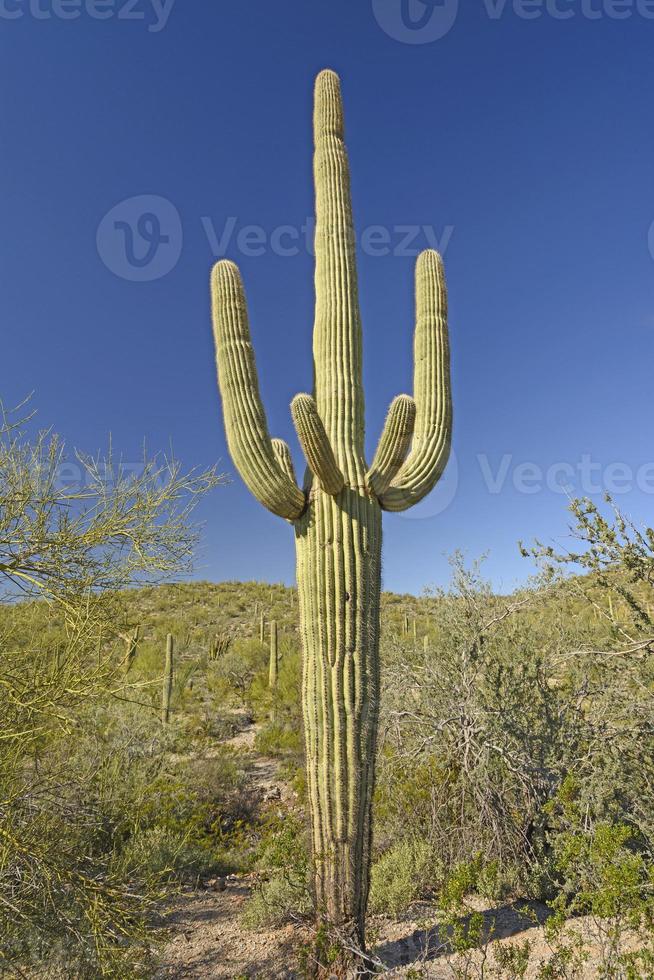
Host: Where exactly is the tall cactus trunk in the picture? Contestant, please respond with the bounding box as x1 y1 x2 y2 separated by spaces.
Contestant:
161 634 174 725
210 69 452 968
296 491 381 943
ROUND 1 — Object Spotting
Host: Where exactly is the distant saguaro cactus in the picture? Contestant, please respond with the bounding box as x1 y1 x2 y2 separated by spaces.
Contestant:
259 610 265 644
161 634 174 725
268 620 278 689
208 633 230 661
210 70 452 963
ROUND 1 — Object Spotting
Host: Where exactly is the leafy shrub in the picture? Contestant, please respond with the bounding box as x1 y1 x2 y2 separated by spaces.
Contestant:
242 813 311 929
369 838 441 916
540 779 654 977
255 720 303 758
118 826 227 884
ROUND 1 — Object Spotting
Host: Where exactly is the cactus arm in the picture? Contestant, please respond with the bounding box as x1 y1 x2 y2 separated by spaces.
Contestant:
271 438 298 486
379 250 452 513
211 260 306 520
291 393 344 495
313 70 365 478
366 394 416 497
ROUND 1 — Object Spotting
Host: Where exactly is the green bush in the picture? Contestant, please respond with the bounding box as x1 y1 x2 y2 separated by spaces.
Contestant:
255 720 303 758
118 826 228 884
242 813 311 929
369 838 441 916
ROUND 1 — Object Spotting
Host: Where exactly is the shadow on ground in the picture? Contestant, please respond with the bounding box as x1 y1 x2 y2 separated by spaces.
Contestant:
374 899 552 969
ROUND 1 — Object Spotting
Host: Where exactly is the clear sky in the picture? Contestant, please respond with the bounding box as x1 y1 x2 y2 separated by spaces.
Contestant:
2 0 653 595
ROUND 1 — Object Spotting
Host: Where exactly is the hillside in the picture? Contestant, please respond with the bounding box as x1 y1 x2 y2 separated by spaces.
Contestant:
3 568 653 977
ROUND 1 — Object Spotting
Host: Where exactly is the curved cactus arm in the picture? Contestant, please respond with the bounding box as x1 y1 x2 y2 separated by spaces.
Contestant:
211 260 306 520
379 249 452 513
366 394 416 498
271 438 298 486
291 393 344 496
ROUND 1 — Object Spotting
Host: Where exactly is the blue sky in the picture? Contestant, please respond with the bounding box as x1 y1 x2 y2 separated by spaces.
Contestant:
1 0 653 594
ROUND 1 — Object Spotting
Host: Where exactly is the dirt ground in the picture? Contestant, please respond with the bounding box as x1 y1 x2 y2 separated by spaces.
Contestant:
156 880 643 978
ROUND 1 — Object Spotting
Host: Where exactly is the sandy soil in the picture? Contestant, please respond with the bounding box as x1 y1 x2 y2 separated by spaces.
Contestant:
156 879 640 978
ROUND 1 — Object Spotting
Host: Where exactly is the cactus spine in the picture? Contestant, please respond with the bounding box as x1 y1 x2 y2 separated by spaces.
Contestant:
210 70 452 959
161 633 174 725
269 620 279 688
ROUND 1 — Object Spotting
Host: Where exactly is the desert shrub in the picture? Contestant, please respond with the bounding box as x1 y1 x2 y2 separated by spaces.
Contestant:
208 638 268 708
259 715 302 747
118 826 226 884
242 813 312 929
369 838 441 916
537 778 654 978
0 701 164 977
0 406 221 975
377 557 577 887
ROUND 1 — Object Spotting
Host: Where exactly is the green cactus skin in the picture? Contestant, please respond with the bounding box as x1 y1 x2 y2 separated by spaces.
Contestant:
269 619 278 688
210 70 451 956
259 610 266 644
161 633 174 725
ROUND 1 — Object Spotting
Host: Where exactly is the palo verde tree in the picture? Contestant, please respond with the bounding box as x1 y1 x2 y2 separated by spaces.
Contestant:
210 70 452 965
0 403 220 972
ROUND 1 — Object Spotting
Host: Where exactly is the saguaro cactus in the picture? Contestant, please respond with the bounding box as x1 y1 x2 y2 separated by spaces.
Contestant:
210 70 451 961
208 633 231 661
161 633 174 725
268 619 279 689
